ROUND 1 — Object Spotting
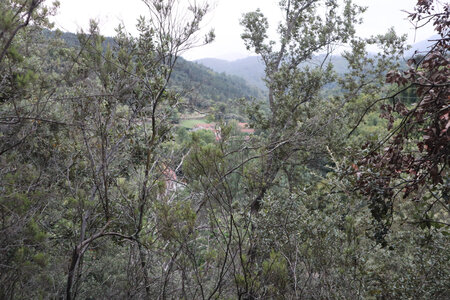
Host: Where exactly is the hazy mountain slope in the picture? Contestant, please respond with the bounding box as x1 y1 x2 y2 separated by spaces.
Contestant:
196 55 350 90
196 56 266 90
405 34 440 56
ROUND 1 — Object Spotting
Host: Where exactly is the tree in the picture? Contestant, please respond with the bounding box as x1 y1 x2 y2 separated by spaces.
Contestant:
178 1 397 298
0 1 63 297
1 0 214 298
351 0 449 243
240 0 365 212
1 0 448 298
57 1 214 297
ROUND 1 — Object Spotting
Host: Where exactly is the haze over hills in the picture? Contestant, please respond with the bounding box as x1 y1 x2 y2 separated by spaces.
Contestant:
196 55 349 91
196 56 266 90
195 36 437 90
405 34 440 56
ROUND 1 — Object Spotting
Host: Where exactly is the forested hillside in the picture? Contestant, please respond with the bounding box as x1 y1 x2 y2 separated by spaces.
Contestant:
171 57 264 106
1 0 448 299
46 30 264 105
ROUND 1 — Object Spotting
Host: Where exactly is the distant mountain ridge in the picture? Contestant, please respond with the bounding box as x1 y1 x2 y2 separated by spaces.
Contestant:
196 55 349 91
195 36 437 91
405 34 440 56
196 56 266 90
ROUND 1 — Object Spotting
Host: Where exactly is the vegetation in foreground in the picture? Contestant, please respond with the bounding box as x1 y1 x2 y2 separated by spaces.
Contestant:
0 0 448 299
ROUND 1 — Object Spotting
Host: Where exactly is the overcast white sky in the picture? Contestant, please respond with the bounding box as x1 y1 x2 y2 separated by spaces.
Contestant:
51 0 435 61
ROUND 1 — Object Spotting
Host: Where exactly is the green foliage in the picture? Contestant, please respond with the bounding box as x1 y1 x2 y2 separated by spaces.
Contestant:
0 0 447 299
172 56 264 104
155 200 197 240
179 118 209 129
45 29 264 107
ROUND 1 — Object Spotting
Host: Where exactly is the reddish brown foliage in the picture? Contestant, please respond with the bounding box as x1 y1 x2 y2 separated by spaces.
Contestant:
354 0 449 243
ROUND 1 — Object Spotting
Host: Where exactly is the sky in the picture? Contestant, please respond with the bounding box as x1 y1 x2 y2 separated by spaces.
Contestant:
51 0 436 61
